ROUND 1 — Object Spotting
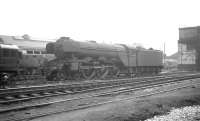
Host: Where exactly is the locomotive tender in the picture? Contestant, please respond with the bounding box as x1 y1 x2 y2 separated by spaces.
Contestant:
45 37 163 81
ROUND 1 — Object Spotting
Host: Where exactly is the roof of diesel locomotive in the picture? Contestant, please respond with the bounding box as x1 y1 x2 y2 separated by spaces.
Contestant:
0 43 19 50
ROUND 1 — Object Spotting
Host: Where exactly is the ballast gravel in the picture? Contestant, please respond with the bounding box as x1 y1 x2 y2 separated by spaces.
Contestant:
145 105 200 121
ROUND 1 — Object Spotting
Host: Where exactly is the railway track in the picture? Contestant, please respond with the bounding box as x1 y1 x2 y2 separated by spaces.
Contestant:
8 70 193 87
0 76 164 104
0 71 194 93
0 72 197 104
0 73 199 121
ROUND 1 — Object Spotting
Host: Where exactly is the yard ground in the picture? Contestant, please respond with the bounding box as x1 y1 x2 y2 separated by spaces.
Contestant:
30 79 200 121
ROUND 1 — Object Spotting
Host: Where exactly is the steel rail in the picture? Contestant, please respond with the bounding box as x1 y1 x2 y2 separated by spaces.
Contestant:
0 74 199 120
3 77 199 121
0 70 194 93
0 73 198 104
0 76 169 102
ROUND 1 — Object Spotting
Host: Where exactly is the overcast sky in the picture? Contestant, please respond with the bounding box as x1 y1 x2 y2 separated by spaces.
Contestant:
0 0 200 55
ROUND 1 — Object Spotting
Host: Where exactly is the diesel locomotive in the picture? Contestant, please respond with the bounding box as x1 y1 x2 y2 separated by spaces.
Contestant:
45 37 163 81
0 35 55 84
0 35 55 75
0 43 22 84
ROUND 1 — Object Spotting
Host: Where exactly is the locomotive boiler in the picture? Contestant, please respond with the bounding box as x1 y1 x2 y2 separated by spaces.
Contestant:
45 37 163 81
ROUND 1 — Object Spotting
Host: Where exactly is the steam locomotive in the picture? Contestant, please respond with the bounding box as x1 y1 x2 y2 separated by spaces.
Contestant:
45 37 163 81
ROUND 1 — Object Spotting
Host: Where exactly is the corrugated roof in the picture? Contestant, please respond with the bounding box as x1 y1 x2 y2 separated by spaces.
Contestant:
0 35 53 50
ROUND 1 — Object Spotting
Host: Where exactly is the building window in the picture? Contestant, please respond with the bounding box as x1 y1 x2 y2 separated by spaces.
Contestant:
27 50 34 54
41 51 46 54
34 51 40 54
